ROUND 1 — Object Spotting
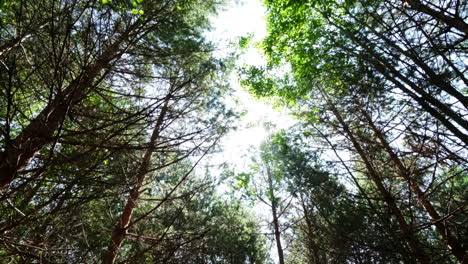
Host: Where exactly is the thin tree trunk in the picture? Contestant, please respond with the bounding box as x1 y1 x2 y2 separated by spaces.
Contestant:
319 88 430 264
322 17 468 145
299 194 320 264
102 93 170 264
351 47 468 145
337 25 468 133
266 164 285 264
0 22 141 189
350 10 468 109
313 124 379 211
272 203 285 264
360 108 467 263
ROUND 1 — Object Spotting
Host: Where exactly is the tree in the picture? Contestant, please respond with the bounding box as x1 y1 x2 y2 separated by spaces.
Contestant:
245 0 467 145
0 0 265 262
103 55 235 263
241 0 467 262
0 0 228 189
269 131 423 263
235 129 296 264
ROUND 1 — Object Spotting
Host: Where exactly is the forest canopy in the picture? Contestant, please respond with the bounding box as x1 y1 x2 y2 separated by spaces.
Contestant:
0 0 467 263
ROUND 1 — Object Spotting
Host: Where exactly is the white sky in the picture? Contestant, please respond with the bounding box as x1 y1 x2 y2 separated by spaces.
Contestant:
206 0 296 171
205 3 295 262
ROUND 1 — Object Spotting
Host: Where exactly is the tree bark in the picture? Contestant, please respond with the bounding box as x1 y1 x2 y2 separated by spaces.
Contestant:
0 22 141 190
320 89 431 264
323 18 468 145
350 10 468 109
337 26 468 133
299 194 321 264
266 164 285 264
360 108 467 263
102 93 170 264
346 45 468 146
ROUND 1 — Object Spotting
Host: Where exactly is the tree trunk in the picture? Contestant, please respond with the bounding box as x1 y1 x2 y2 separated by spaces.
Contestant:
299 194 320 264
360 108 467 263
352 47 468 146
339 26 468 133
349 10 468 109
0 22 141 190
102 94 170 264
266 164 285 264
320 89 430 264
324 20 468 145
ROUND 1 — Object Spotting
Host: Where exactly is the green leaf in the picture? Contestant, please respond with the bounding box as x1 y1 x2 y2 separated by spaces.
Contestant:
238 34 253 50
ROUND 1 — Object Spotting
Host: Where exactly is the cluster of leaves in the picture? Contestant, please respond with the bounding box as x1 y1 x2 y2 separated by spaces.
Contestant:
101 0 145 15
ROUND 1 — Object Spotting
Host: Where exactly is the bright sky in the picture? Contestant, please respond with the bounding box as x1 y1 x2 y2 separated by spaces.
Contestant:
204 3 297 261
206 0 296 171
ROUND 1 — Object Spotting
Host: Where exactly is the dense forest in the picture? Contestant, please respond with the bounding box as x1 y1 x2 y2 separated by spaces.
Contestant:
0 0 466 263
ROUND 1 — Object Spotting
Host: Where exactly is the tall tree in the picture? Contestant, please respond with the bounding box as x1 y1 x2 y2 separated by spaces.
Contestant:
241 0 467 262
0 0 227 189
0 0 265 263
236 132 295 264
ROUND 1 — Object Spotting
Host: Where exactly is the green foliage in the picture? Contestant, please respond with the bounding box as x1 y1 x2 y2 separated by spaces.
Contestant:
235 172 251 189
0 0 244 262
2 0 467 262
120 173 270 263
238 33 254 50
202 199 271 263
242 0 468 262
